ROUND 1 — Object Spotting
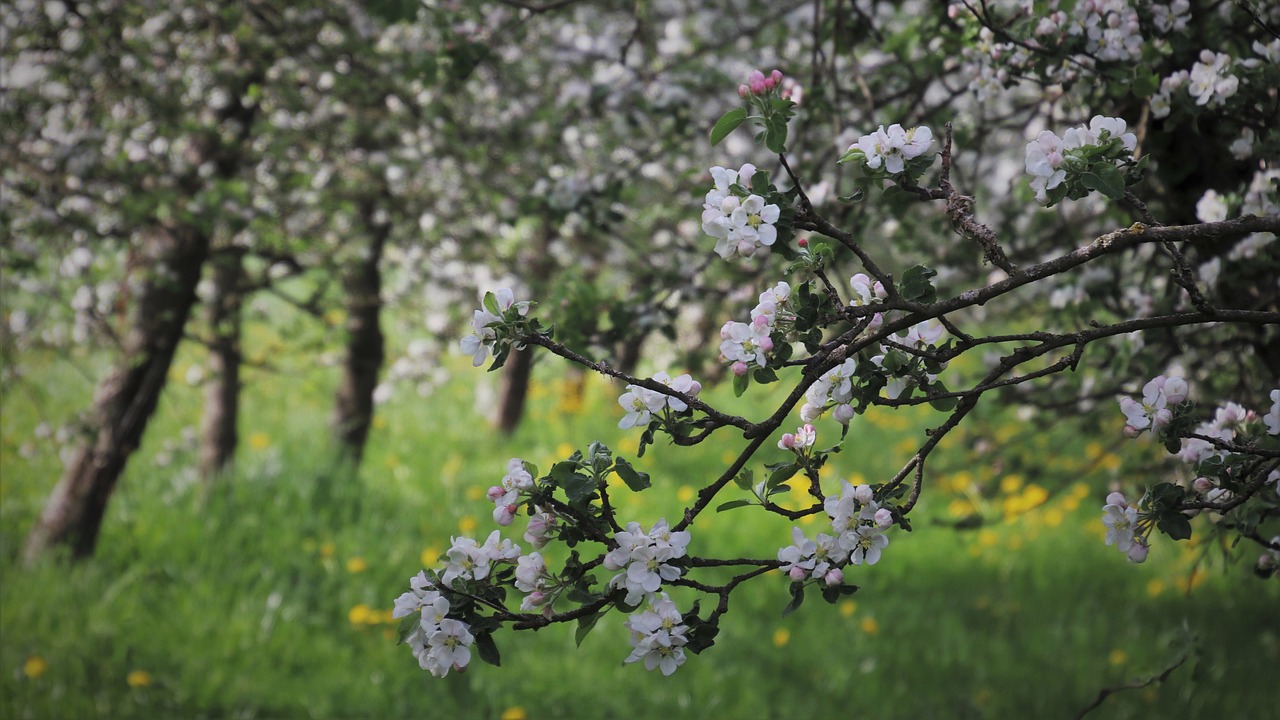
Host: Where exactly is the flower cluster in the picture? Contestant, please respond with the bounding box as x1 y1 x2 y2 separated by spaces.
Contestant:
1025 115 1137 204
777 423 816 453
701 163 781 259
1118 374 1187 436
778 481 893 585
442 530 521 587
719 281 791 375
800 359 859 424
459 288 530 367
393 572 476 677
1101 492 1149 563
623 592 690 676
603 519 691 606
869 319 948 401
843 123 934 175
488 458 534 526
617 372 702 430
738 68 784 99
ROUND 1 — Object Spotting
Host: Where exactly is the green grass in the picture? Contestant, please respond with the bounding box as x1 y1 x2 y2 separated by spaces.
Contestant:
2 347 1277 719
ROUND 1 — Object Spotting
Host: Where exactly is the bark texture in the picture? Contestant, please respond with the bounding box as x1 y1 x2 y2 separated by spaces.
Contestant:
198 248 245 479
23 227 210 562
331 232 387 462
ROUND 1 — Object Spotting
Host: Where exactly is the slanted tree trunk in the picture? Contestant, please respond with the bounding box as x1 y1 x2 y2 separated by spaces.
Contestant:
331 230 387 463
23 227 210 563
198 248 244 479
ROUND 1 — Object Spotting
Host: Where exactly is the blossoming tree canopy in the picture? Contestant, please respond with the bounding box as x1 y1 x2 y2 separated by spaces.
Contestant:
390 10 1278 674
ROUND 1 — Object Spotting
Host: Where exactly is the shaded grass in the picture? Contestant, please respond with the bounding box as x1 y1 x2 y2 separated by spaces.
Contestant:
1 350 1277 719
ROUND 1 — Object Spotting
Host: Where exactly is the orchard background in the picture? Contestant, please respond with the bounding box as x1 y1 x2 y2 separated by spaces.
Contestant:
2 0 1277 718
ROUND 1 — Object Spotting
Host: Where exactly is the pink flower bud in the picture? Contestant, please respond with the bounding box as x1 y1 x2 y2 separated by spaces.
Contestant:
1105 491 1127 507
487 486 506 502
778 433 795 450
527 590 546 606
1199 49 1215 63
833 404 856 424
753 314 771 329
771 69 783 85
493 504 516 526
874 508 893 528
687 380 702 396
823 567 844 586
1126 540 1149 563
797 236 809 247
788 565 807 582
867 312 884 332
1123 424 1141 438
1047 150 1064 168
1192 477 1214 494
732 361 749 377
738 84 750 98
1153 408 1173 428
737 239 756 256
854 484 874 505
799 403 822 423
748 70 767 94
758 336 774 352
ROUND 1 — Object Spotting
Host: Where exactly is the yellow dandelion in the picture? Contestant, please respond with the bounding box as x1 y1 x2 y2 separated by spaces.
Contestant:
324 309 346 327
349 604 372 626
556 443 575 459
839 600 857 618
346 556 368 574
859 616 880 635
618 437 640 455
1043 508 1064 527
677 485 695 503
248 432 271 450
1108 648 1128 666
23 655 48 679
458 515 478 534
1146 579 1166 597
1000 475 1024 494
772 628 791 647
466 486 486 501
440 454 463 481
421 546 441 567
799 513 818 526
1022 484 1049 507
1084 441 1104 460
947 471 974 493
372 415 388 430
126 670 152 688
818 463 835 479
1100 453 1123 471
501 707 530 720
948 498 975 517
1070 482 1090 499
319 541 336 559
977 529 999 548
384 454 401 470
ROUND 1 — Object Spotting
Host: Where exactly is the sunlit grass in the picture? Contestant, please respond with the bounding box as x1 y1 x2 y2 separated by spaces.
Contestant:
1 348 1277 719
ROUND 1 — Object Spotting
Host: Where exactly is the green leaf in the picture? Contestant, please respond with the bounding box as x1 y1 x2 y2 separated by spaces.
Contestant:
753 367 778 384
709 108 748 146
1132 71 1159 99
563 473 596 504
574 612 605 647
733 371 749 397
838 190 865 203
767 462 798 490
613 458 651 492
1080 164 1126 200
1157 512 1192 541
395 614 420 645
733 468 755 491
482 291 501 316
716 500 753 513
900 265 938 303
781 582 805 617
474 632 501 667
764 115 788 154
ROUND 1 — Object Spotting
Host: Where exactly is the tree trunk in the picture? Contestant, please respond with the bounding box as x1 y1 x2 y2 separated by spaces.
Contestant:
493 220 554 435
331 232 387 463
23 227 210 563
198 248 244 479
495 347 534 434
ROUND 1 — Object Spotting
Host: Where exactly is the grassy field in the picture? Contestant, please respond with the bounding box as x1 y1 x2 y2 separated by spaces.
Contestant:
1 343 1277 719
